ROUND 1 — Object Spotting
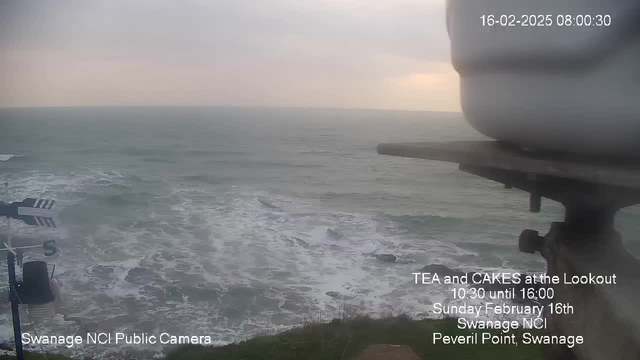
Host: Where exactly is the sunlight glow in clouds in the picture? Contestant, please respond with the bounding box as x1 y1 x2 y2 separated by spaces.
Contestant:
0 0 460 112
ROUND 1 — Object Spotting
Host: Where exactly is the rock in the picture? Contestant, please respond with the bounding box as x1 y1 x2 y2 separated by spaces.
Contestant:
376 254 397 263
257 198 282 211
326 291 341 298
418 264 465 277
326 229 346 240
0 343 13 351
293 237 310 248
324 291 355 300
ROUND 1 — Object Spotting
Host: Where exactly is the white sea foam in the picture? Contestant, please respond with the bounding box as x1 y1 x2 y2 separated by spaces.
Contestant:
0 169 538 359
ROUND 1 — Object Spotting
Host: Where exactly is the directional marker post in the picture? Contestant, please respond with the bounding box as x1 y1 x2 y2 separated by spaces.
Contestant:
1 198 57 228
1 179 58 360
7 250 22 360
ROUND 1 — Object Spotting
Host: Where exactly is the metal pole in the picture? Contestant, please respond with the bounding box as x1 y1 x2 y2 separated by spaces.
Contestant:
8 252 24 360
7 217 10 251
4 182 9 249
4 182 24 360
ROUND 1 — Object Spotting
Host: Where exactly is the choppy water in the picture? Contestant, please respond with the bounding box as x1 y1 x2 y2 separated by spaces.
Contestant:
0 107 639 359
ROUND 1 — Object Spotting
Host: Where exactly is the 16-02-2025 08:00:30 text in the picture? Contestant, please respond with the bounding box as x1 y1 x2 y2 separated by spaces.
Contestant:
481 14 612 27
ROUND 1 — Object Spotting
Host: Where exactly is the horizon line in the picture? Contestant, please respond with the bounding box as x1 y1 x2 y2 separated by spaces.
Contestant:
0 104 463 114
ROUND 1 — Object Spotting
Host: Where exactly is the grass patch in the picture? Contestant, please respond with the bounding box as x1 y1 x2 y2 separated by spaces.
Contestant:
0 316 545 360
165 316 544 360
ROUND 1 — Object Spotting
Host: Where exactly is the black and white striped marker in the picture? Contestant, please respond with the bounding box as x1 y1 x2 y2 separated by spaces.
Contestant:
1 198 57 228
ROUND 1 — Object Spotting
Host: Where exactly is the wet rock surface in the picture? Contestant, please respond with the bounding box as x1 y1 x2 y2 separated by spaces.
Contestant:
326 229 346 241
417 264 465 277
376 254 397 263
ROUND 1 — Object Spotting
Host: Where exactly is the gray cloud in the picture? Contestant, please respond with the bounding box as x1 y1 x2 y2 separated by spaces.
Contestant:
0 0 457 110
2 1 448 64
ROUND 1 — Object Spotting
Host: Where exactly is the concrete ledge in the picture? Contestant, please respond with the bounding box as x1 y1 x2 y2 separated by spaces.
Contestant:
377 141 640 191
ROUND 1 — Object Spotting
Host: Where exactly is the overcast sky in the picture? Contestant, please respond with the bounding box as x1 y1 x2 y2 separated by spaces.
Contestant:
0 0 460 111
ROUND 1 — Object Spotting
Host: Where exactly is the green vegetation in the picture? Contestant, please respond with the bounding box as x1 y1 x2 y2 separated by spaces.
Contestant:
0 316 545 360
165 316 543 360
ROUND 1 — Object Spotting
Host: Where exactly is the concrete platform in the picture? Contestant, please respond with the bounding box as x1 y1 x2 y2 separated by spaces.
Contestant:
377 141 640 191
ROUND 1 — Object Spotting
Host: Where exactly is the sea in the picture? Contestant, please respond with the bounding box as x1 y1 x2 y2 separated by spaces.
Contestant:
0 106 639 359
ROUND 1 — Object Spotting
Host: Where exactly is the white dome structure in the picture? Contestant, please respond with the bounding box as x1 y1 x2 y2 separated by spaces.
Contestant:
447 0 640 157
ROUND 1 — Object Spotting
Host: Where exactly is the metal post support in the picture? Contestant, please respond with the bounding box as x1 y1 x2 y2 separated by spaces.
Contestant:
8 251 24 360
